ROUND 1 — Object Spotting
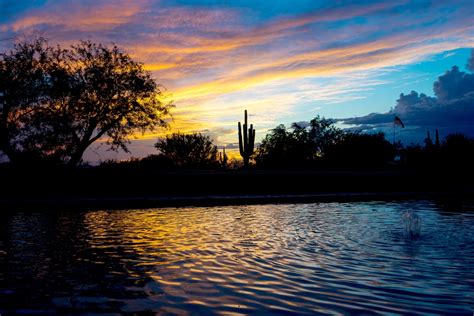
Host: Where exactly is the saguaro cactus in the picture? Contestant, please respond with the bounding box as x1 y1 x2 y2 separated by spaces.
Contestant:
435 129 440 147
219 147 228 169
238 110 255 168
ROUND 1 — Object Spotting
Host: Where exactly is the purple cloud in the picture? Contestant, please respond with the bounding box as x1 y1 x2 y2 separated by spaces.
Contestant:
341 54 474 143
467 49 474 72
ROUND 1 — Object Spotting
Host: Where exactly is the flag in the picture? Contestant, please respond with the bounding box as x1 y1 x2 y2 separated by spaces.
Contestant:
394 116 405 128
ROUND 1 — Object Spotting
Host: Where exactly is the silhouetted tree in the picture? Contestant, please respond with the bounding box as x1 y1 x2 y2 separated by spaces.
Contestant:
325 132 395 167
255 124 308 168
308 116 344 157
256 116 344 168
0 39 172 166
154 133 219 168
0 39 52 163
441 133 474 169
400 132 474 173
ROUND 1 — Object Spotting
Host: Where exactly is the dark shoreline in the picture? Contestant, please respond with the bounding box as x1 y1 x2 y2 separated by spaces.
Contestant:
1 167 472 210
2 191 474 211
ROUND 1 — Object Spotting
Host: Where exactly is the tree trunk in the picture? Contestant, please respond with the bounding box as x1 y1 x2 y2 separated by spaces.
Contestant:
66 140 91 167
67 124 99 167
0 120 16 163
67 152 82 167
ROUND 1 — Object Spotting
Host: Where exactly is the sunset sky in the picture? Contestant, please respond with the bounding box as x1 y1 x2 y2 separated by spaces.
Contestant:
1 0 473 162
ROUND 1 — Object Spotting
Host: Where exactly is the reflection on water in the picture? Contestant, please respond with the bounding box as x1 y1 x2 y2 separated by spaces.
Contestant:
0 201 473 314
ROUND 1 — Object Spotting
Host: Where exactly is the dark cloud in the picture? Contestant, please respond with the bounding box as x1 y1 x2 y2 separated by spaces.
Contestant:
292 121 310 128
341 61 474 143
394 91 437 113
434 65 474 102
225 143 240 149
467 48 474 72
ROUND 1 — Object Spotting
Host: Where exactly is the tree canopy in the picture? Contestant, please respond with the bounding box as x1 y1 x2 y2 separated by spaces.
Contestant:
154 132 219 169
0 39 172 166
324 132 395 167
256 116 395 168
255 116 345 168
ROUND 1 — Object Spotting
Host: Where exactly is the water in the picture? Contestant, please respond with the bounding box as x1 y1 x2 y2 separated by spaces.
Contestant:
402 210 423 241
0 201 473 314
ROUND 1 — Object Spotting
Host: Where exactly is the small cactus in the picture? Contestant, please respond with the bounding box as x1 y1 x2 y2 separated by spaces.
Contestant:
238 110 255 168
219 147 228 169
435 129 440 147
425 131 432 147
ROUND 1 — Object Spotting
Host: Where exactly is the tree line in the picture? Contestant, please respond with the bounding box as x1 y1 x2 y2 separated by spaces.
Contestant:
100 114 474 172
1 39 473 171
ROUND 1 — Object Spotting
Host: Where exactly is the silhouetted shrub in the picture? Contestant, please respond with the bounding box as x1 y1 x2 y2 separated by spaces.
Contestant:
441 133 474 170
400 133 474 173
154 133 220 169
325 132 395 167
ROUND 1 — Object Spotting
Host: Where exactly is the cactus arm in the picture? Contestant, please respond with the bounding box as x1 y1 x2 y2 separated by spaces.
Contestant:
238 122 244 156
249 125 255 152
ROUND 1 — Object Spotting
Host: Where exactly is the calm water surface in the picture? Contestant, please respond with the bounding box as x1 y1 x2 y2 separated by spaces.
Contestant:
0 201 473 314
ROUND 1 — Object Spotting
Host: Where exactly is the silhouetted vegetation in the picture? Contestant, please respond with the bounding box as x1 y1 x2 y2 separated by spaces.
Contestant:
325 132 395 167
154 132 220 169
255 124 313 168
401 132 474 172
238 110 255 168
0 39 473 209
255 115 473 172
0 38 171 166
256 116 352 168
218 148 228 169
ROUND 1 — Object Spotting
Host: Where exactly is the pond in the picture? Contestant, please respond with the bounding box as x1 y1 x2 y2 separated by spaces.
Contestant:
0 201 473 314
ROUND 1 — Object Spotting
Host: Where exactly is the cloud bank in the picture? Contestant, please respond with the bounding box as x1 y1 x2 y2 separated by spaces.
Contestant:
342 56 474 143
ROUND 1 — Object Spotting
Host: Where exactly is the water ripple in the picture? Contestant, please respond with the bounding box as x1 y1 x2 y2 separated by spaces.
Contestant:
0 201 473 314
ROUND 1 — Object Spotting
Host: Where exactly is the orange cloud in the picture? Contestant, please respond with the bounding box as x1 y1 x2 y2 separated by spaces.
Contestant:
2 0 473 162
10 0 148 32
164 25 474 103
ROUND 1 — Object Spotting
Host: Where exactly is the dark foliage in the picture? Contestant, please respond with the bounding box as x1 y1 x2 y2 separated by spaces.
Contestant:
255 116 349 168
154 132 220 169
325 132 395 167
400 132 474 172
254 124 314 168
0 38 172 166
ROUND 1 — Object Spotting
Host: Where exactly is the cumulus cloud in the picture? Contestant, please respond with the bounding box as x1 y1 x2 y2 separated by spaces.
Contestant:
225 143 240 149
341 56 474 142
434 65 474 102
467 49 474 72
198 127 235 143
